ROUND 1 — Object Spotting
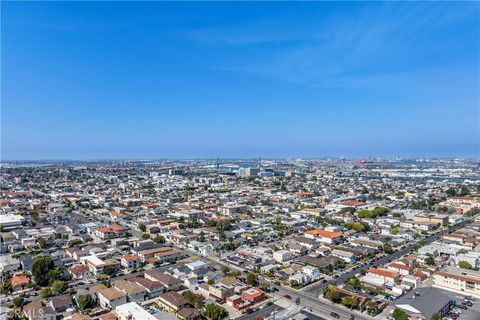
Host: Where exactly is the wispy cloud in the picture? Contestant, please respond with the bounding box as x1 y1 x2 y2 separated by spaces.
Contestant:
185 2 479 87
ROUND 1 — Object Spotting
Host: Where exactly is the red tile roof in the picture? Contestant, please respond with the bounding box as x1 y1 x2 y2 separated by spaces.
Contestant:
367 268 400 279
304 229 343 238
11 275 29 288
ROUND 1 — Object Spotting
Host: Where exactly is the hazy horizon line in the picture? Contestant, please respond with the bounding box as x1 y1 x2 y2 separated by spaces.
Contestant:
2 156 479 162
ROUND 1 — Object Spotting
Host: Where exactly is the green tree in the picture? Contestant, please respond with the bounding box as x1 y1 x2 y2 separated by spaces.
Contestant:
259 280 271 291
246 272 258 286
77 294 94 311
347 278 360 288
37 237 46 249
334 259 346 269
446 187 457 197
390 226 400 235
182 290 205 308
459 186 470 196
139 224 147 232
230 270 241 278
432 313 442 320
142 233 150 239
325 284 340 302
458 261 473 270
101 279 111 288
40 287 53 298
51 280 68 295
392 308 409 320
203 303 227 320
153 235 165 243
206 220 217 228
103 265 115 276
198 231 206 242
290 280 299 287
207 279 214 285
425 254 436 266
48 268 63 285
68 239 82 247
12 296 24 308
353 223 366 232
464 207 480 217
216 220 232 232
341 297 358 309
372 207 389 216
266 268 275 278
1 274 12 294
32 256 54 286
358 210 372 219
220 266 230 275
383 243 393 254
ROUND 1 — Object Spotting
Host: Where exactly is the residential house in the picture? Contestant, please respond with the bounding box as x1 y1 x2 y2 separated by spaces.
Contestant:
23 300 55 320
144 270 182 291
157 291 189 312
304 229 344 245
97 287 128 308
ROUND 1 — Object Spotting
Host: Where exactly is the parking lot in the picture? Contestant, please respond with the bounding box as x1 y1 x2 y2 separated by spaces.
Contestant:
236 304 286 320
449 295 479 320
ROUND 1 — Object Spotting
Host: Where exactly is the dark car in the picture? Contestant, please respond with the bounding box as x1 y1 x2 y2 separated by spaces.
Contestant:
330 312 340 318
284 294 292 300
463 301 473 307
245 309 254 314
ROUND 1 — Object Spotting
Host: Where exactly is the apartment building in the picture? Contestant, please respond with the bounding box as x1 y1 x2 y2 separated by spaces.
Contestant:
115 302 157 320
94 225 128 240
221 205 248 216
80 255 106 275
413 213 449 226
433 266 480 298
121 255 141 270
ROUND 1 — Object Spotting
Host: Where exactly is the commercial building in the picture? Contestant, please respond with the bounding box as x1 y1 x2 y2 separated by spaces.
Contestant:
0 214 26 230
388 287 454 320
433 266 480 298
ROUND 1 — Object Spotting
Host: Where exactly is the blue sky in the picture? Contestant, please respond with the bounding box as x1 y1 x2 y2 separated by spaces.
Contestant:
2 2 479 159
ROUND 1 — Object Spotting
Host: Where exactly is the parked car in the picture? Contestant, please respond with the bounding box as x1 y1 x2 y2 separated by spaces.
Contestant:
330 312 340 318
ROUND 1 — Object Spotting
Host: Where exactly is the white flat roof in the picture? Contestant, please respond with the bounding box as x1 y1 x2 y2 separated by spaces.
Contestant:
115 302 157 320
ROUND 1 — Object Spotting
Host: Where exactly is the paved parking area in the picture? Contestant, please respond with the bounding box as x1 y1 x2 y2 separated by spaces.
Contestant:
236 304 285 320
452 299 479 320
443 291 478 320
298 310 327 320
